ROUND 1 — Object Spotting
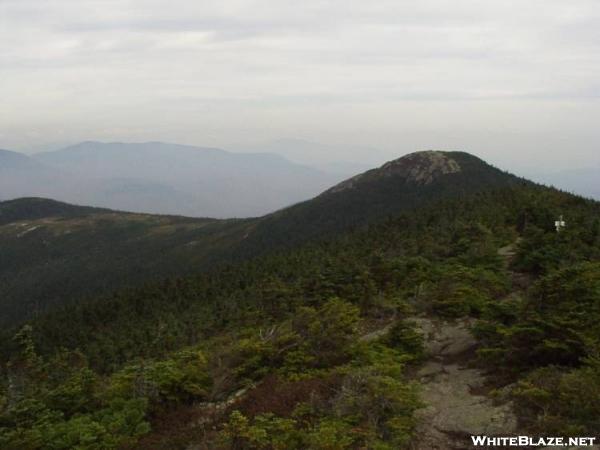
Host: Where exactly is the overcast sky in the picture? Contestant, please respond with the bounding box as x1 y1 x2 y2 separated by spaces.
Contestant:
1 0 599 171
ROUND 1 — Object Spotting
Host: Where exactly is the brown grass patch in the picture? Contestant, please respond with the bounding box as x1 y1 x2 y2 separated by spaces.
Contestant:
235 373 341 418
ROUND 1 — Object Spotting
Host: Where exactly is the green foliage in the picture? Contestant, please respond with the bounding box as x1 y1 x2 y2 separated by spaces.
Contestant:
473 225 600 438
0 200 252 326
476 262 600 372
426 264 509 317
219 355 420 450
304 418 356 450
0 336 211 448
1 181 599 447
385 320 425 361
332 361 420 448
6 184 595 373
285 298 360 373
514 219 600 275
219 410 301 450
0 397 149 450
511 357 600 436
107 348 211 407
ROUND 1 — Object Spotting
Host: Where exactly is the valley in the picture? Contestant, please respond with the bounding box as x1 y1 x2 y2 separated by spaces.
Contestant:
1 142 346 218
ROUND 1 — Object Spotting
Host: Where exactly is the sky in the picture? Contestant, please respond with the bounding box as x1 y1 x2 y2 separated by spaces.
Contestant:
1 0 599 171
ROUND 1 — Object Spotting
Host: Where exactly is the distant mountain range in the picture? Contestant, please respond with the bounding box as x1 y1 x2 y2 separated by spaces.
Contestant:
1 142 350 218
2 141 597 219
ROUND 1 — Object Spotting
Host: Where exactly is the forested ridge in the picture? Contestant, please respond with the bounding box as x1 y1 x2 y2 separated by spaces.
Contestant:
0 199 253 326
0 151 523 326
1 152 600 449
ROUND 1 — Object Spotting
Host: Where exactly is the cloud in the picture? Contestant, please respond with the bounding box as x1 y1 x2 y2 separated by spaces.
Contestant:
0 0 599 169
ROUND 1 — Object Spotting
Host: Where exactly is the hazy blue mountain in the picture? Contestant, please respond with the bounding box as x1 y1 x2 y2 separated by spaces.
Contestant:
0 149 42 170
2 142 346 217
0 149 79 202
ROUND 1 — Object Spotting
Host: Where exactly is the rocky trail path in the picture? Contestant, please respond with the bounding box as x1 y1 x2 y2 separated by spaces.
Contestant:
410 240 524 449
410 317 517 449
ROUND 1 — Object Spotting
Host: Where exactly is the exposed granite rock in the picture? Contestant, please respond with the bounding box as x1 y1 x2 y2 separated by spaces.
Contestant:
415 364 517 449
413 317 477 357
379 151 461 185
324 150 461 194
412 318 517 450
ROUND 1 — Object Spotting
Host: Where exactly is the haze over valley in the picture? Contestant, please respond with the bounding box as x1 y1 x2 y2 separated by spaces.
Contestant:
1 141 352 217
2 140 598 219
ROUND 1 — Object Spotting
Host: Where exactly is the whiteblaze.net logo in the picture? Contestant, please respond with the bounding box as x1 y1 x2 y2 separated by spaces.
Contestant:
471 436 597 447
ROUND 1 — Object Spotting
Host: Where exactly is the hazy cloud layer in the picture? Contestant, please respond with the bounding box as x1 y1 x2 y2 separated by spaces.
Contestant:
1 0 599 170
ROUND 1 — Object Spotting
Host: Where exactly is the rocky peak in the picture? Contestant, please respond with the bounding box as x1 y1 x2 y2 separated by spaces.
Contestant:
325 151 462 194
379 151 461 184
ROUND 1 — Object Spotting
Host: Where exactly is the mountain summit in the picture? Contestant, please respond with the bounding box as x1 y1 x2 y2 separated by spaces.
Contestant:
325 150 462 194
240 151 525 251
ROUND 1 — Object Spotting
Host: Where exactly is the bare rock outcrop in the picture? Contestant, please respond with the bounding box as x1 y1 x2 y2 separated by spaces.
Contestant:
324 150 461 194
412 318 517 450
